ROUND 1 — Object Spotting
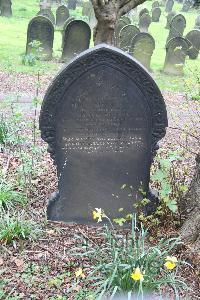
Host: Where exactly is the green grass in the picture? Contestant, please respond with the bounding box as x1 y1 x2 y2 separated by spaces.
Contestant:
0 0 199 91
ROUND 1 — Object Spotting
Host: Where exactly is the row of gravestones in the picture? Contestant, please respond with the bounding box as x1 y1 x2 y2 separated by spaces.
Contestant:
37 4 70 27
165 0 194 13
0 0 12 17
41 0 77 10
26 16 91 62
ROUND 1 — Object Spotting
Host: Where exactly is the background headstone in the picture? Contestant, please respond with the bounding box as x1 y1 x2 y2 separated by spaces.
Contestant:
163 36 189 75
68 0 77 10
166 14 186 44
131 32 155 71
26 16 54 60
152 1 160 8
120 16 131 25
165 0 174 12
119 25 140 52
185 29 200 59
181 0 191 12
0 0 12 17
56 5 69 27
37 8 55 24
62 17 75 48
139 8 149 18
165 11 176 29
62 20 91 62
82 1 93 17
139 13 151 33
114 19 127 46
39 44 168 223
152 7 161 22
194 15 200 29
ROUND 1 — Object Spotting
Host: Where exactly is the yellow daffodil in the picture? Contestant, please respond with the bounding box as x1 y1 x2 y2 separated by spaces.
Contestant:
92 208 104 222
130 267 144 281
164 256 178 270
75 268 85 278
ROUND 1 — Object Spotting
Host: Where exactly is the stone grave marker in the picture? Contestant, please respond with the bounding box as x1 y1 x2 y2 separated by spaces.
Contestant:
0 0 12 17
114 19 127 46
40 0 51 10
56 5 69 27
62 20 91 62
121 16 131 25
39 44 168 223
37 7 55 24
131 33 155 71
119 25 140 52
152 1 160 8
139 8 149 18
194 15 200 30
68 0 77 10
139 13 151 33
165 0 174 13
82 1 93 17
181 0 191 12
163 36 189 75
152 7 161 22
185 29 200 59
165 11 176 29
26 16 54 60
62 17 75 48
166 14 186 44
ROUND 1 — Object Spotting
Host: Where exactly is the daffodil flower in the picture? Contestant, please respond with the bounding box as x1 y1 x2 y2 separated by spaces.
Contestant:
164 256 178 270
75 268 85 278
130 267 144 281
92 208 104 222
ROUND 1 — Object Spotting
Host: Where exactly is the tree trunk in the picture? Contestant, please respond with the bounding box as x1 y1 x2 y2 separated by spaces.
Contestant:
180 153 200 250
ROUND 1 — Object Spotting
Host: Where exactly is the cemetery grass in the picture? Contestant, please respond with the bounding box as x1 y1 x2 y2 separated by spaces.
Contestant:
0 1 199 92
0 92 199 299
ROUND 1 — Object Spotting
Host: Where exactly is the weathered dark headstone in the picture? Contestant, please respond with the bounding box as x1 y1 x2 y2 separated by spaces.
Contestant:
0 0 12 17
139 8 149 18
165 11 176 29
119 25 140 52
131 33 155 71
114 19 127 46
152 7 161 22
165 0 174 13
26 16 54 60
185 29 200 59
37 8 55 24
62 20 91 62
139 13 151 33
163 37 189 75
194 15 200 30
181 0 191 12
152 1 160 8
166 14 186 44
68 0 77 10
56 5 69 27
62 17 75 48
39 44 168 223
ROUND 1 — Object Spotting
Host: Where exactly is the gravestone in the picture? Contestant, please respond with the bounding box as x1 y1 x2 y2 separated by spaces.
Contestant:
139 13 151 33
194 15 200 29
62 20 91 62
152 1 160 8
39 44 168 223
68 0 77 10
185 29 200 59
166 14 186 44
163 37 189 75
161 0 167 6
82 1 93 17
165 11 176 29
165 0 174 12
121 16 131 25
37 8 55 24
62 17 75 48
40 0 51 10
131 33 155 71
26 16 54 60
119 25 140 52
152 7 161 22
114 19 127 46
181 0 191 12
56 5 69 27
0 0 12 17
139 8 149 18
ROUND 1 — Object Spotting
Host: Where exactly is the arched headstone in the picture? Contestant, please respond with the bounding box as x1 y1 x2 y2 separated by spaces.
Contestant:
131 33 155 71
26 16 54 60
119 25 140 52
166 14 186 44
152 7 161 22
121 16 131 25
181 0 191 12
152 1 160 8
68 0 77 10
56 5 69 27
62 20 91 62
194 15 200 30
185 29 200 59
114 19 127 46
165 11 176 29
139 13 151 33
163 37 189 75
37 8 55 24
62 17 75 48
165 0 174 13
0 0 12 17
39 44 168 223
139 8 149 18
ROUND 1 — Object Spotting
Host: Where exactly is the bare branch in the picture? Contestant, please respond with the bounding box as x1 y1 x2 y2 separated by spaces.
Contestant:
118 0 147 17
